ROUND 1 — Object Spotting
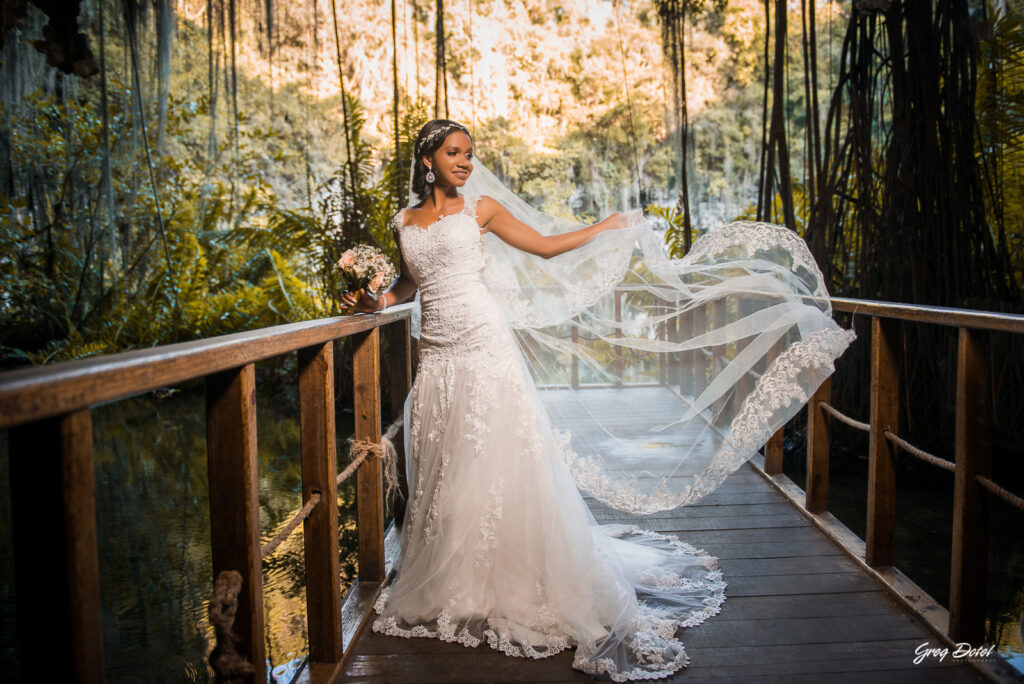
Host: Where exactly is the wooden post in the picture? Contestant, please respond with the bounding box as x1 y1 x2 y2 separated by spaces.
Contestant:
614 291 623 384
10 410 104 683
657 302 666 385
298 343 342 663
949 328 991 643
692 304 707 397
206 364 265 683
711 298 728 418
806 377 832 513
383 319 413 520
735 298 756 406
762 334 788 476
571 317 580 389
666 312 679 388
353 328 385 582
764 428 784 475
866 317 899 568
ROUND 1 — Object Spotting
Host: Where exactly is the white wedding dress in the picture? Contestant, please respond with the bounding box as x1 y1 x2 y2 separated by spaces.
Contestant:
371 195 730 681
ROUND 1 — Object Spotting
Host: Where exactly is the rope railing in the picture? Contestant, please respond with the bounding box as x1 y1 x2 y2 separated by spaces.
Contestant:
977 474 1024 512
260 493 322 561
338 416 403 500
819 401 870 432
254 415 406 564
210 415 406 680
884 430 956 473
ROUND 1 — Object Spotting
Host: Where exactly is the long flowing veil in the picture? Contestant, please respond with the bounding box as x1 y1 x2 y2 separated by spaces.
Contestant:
404 159 855 515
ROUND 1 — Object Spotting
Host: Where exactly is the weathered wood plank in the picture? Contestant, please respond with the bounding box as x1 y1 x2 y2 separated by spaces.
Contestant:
723 571 880 597
681 669 985 683
866 316 898 567
353 328 385 583
949 328 991 643
631 511 811 532
668 525 827 545
718 554 863 578
9 410 104 683
584 489 787 510
338 652 591 683
689 539 844 560
682 638 960 668
685 655 985 680
0 305 414 430
706 591 900 621
205 364 265 683
592 502 798 523
299 342 343 664
682 612 927 648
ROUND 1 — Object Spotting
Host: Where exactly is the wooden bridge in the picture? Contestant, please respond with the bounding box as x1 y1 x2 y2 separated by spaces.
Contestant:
1 297 1022 683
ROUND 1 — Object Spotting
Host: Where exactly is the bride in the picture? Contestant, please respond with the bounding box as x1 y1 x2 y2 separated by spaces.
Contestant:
340 119 854 680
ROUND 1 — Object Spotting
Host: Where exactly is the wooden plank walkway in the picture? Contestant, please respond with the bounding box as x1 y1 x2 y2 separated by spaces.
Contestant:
332 463 987 683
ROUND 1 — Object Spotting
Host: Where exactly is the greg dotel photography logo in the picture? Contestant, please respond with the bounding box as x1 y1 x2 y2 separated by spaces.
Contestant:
914 642 999 665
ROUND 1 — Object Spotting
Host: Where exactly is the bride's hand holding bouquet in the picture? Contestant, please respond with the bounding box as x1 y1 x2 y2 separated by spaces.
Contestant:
336 244 396 314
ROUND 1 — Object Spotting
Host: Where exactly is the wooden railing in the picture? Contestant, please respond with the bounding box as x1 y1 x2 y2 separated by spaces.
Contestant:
760 297 1024 647
0 304 414 683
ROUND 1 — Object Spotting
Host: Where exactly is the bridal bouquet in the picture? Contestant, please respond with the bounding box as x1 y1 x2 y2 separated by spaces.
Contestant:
335 244 397 305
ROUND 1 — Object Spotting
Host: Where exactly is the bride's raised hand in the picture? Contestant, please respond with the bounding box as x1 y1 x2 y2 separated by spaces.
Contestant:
597 211 629 232
340 287 384 314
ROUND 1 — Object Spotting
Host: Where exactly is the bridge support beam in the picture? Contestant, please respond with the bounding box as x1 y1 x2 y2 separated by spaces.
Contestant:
950 328 991 643
867 317 899 568
353 328 385 583
206 363 265 683
10 410 104 683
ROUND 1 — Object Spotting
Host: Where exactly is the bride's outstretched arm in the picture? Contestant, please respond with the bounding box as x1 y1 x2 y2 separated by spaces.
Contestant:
477 196 625 259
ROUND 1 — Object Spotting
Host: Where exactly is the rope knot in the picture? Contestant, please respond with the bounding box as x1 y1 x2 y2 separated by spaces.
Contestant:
208 570 254 681
337 416 404 501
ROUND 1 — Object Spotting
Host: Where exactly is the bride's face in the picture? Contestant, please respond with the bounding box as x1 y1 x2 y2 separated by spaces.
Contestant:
427 131 474 188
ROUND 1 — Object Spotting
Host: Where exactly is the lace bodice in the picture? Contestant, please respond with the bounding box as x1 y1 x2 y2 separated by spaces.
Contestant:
393 195 484 293
393 195 518 372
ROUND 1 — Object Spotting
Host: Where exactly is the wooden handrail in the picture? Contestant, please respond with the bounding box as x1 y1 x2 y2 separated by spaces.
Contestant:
3 305 414 683
0 304 415 430
831 296 1024 333
791 302 1020 648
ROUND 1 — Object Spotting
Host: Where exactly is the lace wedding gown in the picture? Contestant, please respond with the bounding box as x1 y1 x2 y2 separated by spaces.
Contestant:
371 195 729 681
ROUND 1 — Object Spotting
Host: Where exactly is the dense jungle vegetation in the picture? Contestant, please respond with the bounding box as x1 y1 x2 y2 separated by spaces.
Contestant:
3 0 1020 366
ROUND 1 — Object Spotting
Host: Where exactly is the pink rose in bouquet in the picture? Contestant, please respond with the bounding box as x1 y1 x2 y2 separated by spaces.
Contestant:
368 271 387 295
336 250 356 270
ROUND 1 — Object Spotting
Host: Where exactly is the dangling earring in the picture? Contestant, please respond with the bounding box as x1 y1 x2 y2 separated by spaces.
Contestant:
425 168 436 184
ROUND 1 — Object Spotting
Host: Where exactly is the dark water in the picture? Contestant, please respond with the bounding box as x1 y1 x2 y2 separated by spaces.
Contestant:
781 423 1024 675
0 357 361 683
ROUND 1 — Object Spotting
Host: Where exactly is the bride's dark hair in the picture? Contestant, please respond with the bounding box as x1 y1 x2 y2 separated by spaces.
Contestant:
410 119 472 204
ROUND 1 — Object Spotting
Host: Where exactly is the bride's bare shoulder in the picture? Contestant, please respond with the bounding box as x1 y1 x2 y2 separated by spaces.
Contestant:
396 203 426 227
476 195 506 220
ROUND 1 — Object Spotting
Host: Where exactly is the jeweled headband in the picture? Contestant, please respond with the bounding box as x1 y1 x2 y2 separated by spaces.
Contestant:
415 122 470 157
